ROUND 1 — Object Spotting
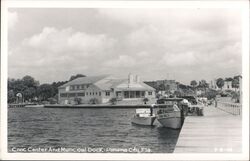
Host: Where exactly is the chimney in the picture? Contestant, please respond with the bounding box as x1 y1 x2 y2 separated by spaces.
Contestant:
128 73 134 84
135 75 140 83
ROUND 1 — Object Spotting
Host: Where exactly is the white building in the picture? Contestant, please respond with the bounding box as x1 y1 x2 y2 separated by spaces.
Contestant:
58 74 156 104
210 79 239 91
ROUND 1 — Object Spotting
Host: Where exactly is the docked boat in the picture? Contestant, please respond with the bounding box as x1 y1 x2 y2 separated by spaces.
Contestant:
131 108 156 126
156 98 183 129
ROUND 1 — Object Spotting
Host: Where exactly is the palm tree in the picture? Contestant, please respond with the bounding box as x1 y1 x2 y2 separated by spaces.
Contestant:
200 80 209 93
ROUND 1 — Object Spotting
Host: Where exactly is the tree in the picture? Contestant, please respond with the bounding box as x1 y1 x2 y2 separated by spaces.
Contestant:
190 80 197 88
22 75 39 88
37 84 55 101
8 75 39 102
158 84 165 91
69 74 86 81
216 78 224 90
225 77 233 81
51 81 68 96
178 84 188 90
199 80 208 88
8 90 15 103
23 87 37 101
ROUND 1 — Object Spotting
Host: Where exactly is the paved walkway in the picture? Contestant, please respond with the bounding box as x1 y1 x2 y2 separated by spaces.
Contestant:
174 106 242 153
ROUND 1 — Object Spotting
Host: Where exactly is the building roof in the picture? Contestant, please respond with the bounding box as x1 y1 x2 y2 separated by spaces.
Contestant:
58 75 110 88
95 79 127 90
59 74 155 91
114 82 155 91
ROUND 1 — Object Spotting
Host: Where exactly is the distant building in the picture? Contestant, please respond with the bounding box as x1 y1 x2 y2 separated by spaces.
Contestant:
209 79 239 91
222 80 234 91
58 74 155 104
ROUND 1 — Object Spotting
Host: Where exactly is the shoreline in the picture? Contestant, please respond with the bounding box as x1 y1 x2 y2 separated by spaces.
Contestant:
44 104 152 108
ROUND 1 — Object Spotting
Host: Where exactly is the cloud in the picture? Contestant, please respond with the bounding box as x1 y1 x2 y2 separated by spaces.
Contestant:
8 11 18 29
103 55 136 68
22 27 115 54
98 8 241 28
8 8 242 84
162 52 197 67
8 27 116 82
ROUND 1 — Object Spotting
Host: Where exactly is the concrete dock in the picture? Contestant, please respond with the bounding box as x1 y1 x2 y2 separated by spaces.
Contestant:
174 106 242 153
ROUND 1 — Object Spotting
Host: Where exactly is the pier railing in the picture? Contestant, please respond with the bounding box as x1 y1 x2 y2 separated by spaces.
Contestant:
215 101 242 115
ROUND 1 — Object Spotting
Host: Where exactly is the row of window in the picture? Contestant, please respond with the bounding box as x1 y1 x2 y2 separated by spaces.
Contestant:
60 91 111 98
123 91 153 98
70 84 90 91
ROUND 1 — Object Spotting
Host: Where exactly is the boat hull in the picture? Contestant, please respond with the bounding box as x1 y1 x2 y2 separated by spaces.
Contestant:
157 111 182 129
131 116 156 126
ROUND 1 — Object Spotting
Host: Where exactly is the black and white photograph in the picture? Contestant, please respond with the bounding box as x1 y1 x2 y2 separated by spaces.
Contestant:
1 0 249 160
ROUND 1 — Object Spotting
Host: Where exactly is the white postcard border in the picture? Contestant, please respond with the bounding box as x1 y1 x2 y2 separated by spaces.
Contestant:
1 0 249 160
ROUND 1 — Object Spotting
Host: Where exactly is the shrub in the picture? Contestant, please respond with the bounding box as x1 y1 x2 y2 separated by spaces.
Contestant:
231 91 240 103
201 89 217 100
74 97 82 105
109 97 117 105
143 97 149 104
89 98 99 104
48 97 57 104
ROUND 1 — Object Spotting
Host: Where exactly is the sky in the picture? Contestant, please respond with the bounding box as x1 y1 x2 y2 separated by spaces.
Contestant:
8 8 242 85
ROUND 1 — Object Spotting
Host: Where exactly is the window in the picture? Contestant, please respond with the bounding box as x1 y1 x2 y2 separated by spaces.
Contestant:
60 93 67 97
99 92 101 96
77 85 80 90
86 92 88 96
96 92 98 95
136 91 140 98
148 92 152 95
81 85 85 89
69 93 76 97
105 91 110 96
124 91 129 98
90 92 92 95
130 91 135 98
78 93 85 97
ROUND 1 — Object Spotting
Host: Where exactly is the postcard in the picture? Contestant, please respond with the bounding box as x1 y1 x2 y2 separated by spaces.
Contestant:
1 0 249 160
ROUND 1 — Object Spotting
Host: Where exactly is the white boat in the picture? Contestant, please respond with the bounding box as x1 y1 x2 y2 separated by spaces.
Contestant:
131 109 156 126
156 98 183 129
